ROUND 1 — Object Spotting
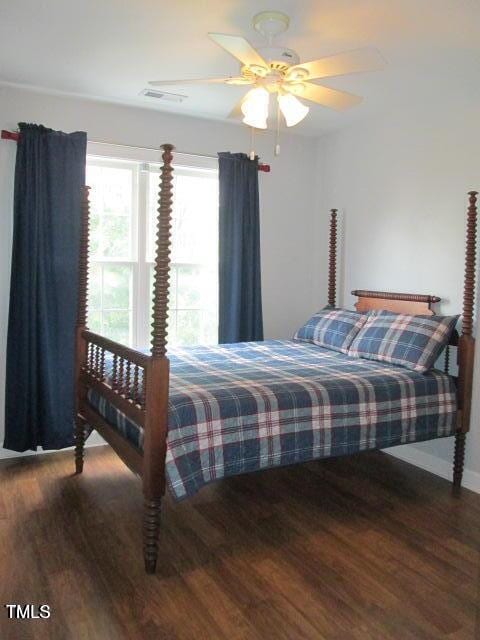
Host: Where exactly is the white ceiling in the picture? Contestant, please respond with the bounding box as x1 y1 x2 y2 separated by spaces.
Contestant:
1 0 479 135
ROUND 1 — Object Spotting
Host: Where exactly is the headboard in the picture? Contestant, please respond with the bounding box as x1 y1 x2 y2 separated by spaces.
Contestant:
351 290 440 316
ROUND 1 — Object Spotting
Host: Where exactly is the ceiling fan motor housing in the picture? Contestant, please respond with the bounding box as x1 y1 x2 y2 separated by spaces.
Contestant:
256 46 300 74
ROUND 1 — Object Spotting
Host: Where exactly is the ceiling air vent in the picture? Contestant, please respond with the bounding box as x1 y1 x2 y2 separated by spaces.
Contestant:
140 89 186 102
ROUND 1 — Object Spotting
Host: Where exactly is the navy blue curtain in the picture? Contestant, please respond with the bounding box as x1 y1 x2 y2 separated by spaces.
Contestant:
4 123 87 451
218 152 263 343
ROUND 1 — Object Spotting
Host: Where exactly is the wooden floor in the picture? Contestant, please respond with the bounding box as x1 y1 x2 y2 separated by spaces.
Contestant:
0 447 479 640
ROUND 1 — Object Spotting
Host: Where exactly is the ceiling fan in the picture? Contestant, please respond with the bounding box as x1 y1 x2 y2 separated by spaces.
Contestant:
149 11 385 132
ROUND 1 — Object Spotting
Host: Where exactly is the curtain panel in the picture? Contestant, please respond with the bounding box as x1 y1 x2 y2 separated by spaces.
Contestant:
4 123 87 451
218 152 263 343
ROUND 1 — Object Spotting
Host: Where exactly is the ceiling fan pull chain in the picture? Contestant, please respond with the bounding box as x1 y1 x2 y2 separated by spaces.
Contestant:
275 100 281 156
249 126 255 161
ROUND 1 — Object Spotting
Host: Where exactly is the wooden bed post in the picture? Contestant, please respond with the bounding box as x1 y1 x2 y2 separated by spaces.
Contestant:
328 209 338 307
74 186 91 473
454 190 478 489
142 143 174 573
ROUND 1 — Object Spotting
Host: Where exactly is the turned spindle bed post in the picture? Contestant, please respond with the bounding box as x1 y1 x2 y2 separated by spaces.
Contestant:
74 186 91 473
73 145 175 574
328 209 338 307
142 143 174 573
454 191 478 489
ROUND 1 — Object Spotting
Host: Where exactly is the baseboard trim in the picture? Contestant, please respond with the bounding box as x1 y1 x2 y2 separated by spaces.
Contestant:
0 434 106 460
386 446 480 494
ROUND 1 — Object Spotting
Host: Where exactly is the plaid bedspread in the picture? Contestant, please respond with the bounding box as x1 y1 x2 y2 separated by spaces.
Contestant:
87 340 457 500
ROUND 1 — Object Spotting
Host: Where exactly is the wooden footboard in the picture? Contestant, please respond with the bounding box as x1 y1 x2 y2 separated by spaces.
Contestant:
78 329 150 475
81 330 149 428
78 324 171 484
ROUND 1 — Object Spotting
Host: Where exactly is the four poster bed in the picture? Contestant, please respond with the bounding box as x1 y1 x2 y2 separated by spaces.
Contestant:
74 144 478 574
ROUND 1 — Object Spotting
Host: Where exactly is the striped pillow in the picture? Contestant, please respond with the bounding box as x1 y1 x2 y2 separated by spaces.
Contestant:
348 310 458 372
294 308 367 354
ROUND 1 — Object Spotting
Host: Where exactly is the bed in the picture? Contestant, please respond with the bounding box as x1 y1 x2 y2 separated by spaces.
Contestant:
74 144 477 573
86 340 457 501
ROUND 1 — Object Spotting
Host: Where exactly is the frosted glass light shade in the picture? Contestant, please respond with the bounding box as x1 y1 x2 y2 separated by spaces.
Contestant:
278 93 309 127
241 87 269 129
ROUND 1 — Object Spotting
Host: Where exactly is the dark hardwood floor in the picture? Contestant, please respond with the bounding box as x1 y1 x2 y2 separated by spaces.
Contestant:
0 446 479 640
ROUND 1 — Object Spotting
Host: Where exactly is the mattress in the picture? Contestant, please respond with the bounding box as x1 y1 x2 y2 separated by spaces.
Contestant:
87 339 457 500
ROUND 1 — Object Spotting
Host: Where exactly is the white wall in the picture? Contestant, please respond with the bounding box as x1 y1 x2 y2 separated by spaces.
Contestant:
7 84 477 490
0 84 320 458
317 98 480 490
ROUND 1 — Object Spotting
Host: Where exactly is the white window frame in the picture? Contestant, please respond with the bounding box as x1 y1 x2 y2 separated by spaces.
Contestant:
87 141 218 348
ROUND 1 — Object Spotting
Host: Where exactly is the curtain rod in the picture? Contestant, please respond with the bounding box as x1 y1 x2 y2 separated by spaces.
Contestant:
1 130 271 172
90 138 218 159
83 138 272 172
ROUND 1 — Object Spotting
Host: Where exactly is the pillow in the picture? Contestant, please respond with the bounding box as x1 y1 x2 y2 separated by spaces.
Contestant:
348 310 459 372
294 308 367 354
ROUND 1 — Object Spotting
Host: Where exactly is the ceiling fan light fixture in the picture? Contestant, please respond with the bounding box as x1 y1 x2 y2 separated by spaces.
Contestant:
241 87 269 129
278 93 309 127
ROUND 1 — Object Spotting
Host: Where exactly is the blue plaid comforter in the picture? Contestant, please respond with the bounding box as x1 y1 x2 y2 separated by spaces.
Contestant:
87 340 457 500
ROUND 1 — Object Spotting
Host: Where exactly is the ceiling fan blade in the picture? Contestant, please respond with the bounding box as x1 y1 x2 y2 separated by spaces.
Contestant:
285 82 362 110
286 48 385 81
149 77 245 86
208 33 268 70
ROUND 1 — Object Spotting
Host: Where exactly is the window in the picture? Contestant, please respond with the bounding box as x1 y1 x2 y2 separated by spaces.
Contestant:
86 144 219 348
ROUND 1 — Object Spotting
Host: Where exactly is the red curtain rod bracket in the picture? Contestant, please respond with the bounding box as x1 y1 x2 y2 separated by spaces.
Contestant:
258 163 270 173
1 130 20 141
